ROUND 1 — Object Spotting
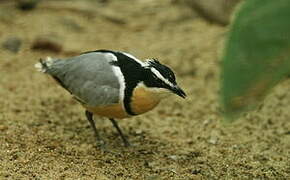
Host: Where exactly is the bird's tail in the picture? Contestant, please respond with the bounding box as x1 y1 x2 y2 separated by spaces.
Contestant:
34 57 55 73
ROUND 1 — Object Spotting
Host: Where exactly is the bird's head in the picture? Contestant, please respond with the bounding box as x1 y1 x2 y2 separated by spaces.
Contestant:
142 59 186 99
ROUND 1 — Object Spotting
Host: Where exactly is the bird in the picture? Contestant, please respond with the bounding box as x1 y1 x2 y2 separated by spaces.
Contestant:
35 49 186 147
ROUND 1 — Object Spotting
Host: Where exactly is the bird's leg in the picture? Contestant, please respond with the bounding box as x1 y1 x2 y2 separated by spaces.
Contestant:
109 118 131 147
85 110 106 148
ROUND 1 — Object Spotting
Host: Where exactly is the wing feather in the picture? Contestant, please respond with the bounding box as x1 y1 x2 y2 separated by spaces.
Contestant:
45 52 120 106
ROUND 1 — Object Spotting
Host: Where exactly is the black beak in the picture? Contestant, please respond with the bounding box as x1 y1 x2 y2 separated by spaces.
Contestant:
172 86 186 98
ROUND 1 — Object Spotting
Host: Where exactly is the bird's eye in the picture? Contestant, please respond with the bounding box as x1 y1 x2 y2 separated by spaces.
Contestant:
167 72 176 82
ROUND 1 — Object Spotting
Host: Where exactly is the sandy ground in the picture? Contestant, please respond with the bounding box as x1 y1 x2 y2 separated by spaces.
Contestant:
0 0 289 179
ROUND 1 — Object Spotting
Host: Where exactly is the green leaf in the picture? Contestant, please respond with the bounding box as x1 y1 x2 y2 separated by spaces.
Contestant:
221 0 290 122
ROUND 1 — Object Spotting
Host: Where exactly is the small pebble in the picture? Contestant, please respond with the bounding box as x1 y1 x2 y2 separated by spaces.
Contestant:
135 129 143 135
2 37 22 53
16 0 40 11
191 168 201 174
31 34 63 53
168 155 178 161
208 136 218 145
0 125 8 131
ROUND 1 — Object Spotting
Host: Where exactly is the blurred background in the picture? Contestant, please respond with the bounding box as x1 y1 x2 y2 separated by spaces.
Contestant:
0 0 289 179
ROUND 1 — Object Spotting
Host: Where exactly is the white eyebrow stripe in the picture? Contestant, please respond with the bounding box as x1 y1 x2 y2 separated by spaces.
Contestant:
150 67 174 87
121 52 145 66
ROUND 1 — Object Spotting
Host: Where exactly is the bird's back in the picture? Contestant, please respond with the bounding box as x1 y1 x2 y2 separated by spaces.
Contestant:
38 52 121 107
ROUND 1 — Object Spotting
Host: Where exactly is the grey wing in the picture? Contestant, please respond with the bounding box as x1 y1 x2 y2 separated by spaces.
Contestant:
45 52 120 106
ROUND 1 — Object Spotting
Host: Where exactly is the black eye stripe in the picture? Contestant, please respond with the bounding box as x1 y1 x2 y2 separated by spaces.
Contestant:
160 69 176 82
144 59 177 89
149 62 175 80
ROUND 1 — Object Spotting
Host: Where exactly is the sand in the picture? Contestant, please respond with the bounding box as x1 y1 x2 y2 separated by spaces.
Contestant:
0 0 289 179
